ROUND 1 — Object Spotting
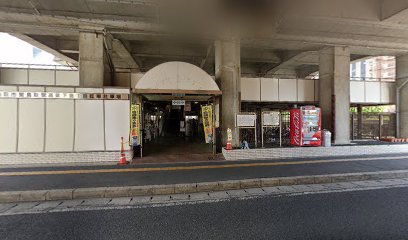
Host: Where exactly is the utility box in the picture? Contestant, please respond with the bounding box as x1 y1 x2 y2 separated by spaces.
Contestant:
322 130 332 147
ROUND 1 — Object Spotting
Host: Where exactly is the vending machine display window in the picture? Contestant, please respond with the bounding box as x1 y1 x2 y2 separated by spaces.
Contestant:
290 106 322 147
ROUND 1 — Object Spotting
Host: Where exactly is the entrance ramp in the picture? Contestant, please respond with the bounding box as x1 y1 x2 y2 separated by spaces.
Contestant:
223 144 408 161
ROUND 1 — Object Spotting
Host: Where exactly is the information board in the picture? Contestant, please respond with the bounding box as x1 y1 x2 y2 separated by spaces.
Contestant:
236 114 257 127
262 112 280 126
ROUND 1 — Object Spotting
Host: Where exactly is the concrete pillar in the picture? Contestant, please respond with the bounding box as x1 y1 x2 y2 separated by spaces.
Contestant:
396 55 408 138
319 46 351 144
215 38 241 147
79 31 112 87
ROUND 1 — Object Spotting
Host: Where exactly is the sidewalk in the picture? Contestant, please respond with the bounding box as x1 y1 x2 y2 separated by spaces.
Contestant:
1 153 408 203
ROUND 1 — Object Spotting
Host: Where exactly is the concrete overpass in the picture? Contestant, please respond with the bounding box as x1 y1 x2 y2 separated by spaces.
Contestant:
0 0 408 162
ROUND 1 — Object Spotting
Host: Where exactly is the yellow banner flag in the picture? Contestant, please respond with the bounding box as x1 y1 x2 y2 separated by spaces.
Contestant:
201 105 213 144
130 104 141 146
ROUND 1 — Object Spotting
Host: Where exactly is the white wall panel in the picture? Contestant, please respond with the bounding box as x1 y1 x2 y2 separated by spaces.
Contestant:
0 99 17 153
56 71 79 86
18 86 45 92
350 81 365 103
18 99 45 152
241 78 260 101
46 87 75 93
279 79 297 102
75 100 104 151
0 86 18 153
29 69 54 85
104 88 130 94
314 80 319 101
260 78 279 102
76 88 104 94
381 82 396 104
45 99 74 152
365 82 381 103
104 101 130 151
297 80 315 102
1 69 28 85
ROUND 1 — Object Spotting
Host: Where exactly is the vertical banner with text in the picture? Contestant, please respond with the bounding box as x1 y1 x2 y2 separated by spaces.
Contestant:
201 105 213 144
130 104 141 146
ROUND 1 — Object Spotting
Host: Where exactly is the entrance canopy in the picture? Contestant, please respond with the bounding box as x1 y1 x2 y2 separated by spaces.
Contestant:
134 62 221 95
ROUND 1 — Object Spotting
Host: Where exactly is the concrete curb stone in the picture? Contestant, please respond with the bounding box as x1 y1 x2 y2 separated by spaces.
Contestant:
127 186 153 196
2 170 408 203
240 179 261 189
0 192 20 203
151 185 175 195
219 180 243 190
73 187 106 199
174 183 197 194
104 187 132 198
279 178 297 186
260 178 280 187
314 176 332 184
196 182 219 192
19 190 48 202
46 189 73 201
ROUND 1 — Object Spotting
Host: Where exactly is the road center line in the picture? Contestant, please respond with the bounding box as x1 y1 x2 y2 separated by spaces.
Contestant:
0 155 407 177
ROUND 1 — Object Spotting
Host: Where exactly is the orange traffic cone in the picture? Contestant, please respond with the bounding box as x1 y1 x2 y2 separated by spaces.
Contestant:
226 141 232 150
118 137 129 165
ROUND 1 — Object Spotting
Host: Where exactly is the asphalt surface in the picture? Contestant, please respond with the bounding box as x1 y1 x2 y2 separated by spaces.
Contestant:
2 186 408 239
2 154 408 191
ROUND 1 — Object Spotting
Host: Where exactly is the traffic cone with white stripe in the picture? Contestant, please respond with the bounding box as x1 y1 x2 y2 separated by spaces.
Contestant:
118 137 129 165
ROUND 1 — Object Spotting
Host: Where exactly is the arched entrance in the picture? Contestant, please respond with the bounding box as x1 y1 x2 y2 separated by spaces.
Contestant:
133 62 222 163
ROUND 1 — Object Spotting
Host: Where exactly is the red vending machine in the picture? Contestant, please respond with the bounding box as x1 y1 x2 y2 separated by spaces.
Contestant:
290 106 322 147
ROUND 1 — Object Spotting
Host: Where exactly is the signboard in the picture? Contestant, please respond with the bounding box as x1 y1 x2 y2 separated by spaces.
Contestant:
201 105 213 143
263 112 280 126
236 114 257 127
184 102 191 112
130 104 141 146
172 100 185 106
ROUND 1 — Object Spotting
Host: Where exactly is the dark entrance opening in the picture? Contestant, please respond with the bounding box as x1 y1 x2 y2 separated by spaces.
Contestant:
140 100 214 163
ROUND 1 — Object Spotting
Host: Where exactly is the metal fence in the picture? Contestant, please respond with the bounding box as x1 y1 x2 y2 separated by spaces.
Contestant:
239 110 396 148
351 113 396 140
239 110 292 149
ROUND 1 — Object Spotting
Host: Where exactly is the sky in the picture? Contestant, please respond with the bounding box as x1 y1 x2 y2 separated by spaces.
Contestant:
0 33 58 66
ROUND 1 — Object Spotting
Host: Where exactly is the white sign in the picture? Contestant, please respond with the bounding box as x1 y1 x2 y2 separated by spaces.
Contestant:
263 112 280 126
236 114 257 127
172 100 185 106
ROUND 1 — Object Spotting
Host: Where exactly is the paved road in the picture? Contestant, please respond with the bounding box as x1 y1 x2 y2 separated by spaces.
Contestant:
1 183 408 239
1 154 408 191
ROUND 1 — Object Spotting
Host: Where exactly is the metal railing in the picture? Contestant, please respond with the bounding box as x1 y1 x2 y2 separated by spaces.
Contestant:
0 62 78 70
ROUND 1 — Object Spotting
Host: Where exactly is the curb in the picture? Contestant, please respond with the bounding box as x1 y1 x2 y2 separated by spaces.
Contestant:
2 170 408 203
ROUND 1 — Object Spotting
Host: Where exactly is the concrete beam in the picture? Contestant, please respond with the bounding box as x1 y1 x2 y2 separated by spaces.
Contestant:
295 65 319 79
200 44 213 69
112 39 140 71
10 34 78 65
260 51 315 76
79 31 111 87
381 0 408 22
